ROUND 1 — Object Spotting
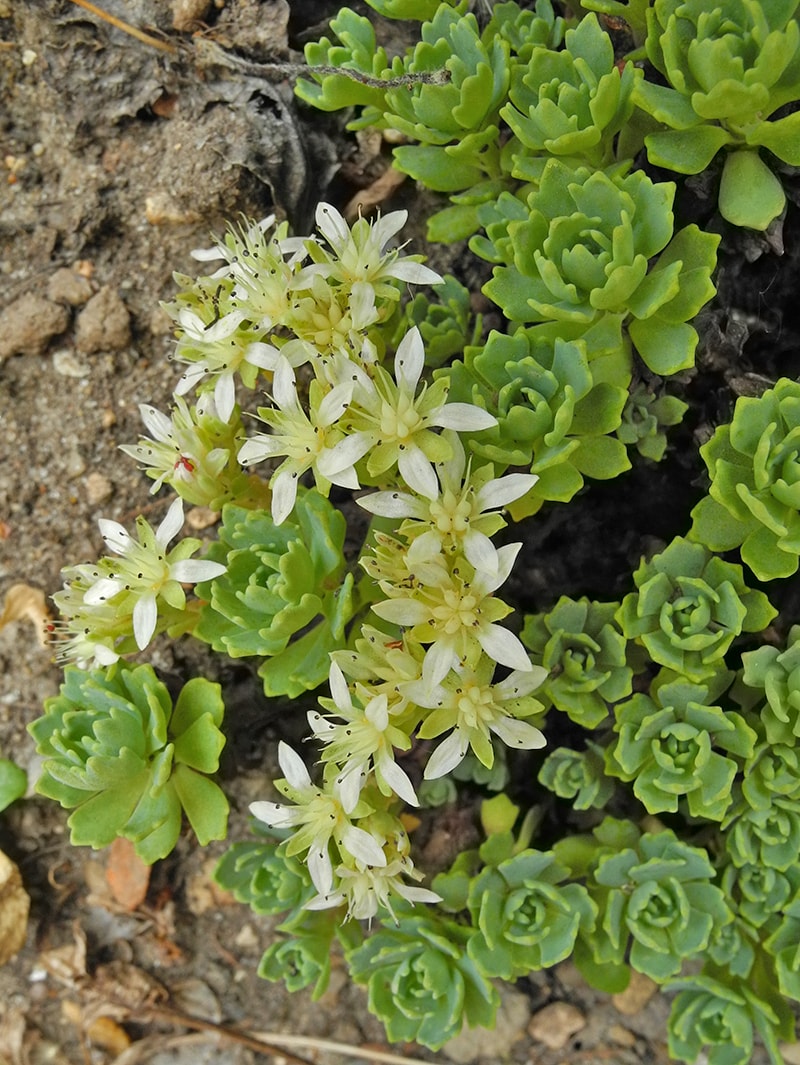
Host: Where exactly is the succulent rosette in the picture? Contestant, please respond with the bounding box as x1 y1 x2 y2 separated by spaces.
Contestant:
724 794 800 872
635 0 800 229
605 673 756 821
502 13 641 176
471 160 719 375
445 329 631 517
194 491 354 697
668 973 793 1065
616 384 688 462
29 664 228 863
617 536 776 681
347 912 499 1049
737 625 800 743
522 596 633 728
589 830 732 982
690 379 800 580
213 837 315 918
465 849 598 979
538 744 615 810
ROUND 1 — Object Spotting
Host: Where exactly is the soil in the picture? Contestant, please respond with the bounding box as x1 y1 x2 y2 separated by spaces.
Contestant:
1 3 799 1065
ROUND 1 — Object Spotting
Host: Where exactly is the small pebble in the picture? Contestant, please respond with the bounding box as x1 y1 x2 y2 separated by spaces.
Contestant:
528 1002 586 1051
52 349 90 378
171 0 211 31
75 286 131 354
145 193 201 226
47 267 93 307
186 506 219 530
612 971 658 1015
0 293 69 359
608 1023 637 1048
85 472 113 505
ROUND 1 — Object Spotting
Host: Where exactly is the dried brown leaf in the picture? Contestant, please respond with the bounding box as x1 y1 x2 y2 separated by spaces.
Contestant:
0 850 30 966
106 838 151 911
0 584 50 646
343 166 407 221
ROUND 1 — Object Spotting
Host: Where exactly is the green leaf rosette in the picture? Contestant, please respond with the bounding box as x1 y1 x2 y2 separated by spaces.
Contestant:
465 849 597 979
522 596 633 728
588 830 732 984
667 971 793 1065
737 625 800 743
445 329 631 517
347 911 499 1050
502 13 641 176
690 379 800 581
471 161 719 375
616 385 688 462
635 0 800 229
617 536 776 681
213 836 315 918
605 671 756 821
539 744 616 810
28 664 228 863
195 490 354 698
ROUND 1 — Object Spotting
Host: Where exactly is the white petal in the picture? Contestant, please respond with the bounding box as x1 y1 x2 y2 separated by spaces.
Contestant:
328 661 352 714
83 577 125 605
170 559 226 583
133 593 158 650
424 731 468 779
371 598 430 626
394 327 424 392
495 667 548 699
372 209 407 248
327 464 361 490
437 430 466 488
421 640 458 688
214 372 236 423
156 497 184 547
99 519 135 554
433 402 498 431
249 800 299 828
378 756 419 808
477 624 533 672
463 530 500 575
190 244 225 262
341 825 387 868
387 261 444 286
278 741 313 790
317 382 354 428
349 281 377 331
308 845 335 895
245 342 280 369
174 362 208 395
406 531 443 567
92 642 121 667
270 468 299 525
316 202 349 249
490 716 546 750
238 434 283 466
317 433 371 477
139 404 173 443
305 890 346 911
395 884 443 906
476 472 539 512
357 490 421 518
273 359 299 411
307 710 337 738
398 447 438 498
338 764 365 815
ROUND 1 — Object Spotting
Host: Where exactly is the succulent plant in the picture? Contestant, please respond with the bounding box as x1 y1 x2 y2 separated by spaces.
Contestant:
635 0 800 229
538 743 615 810
465 848 598 978
502 13 641 177
445 329 631 517
29 665 228 863
472 160 719 376
347 911 500 1049
667 971 793 1065
737 626 800 743
690 379 800 581
605 672 756 821
194 491 354 697
522 596 633 728
616 384 688 462
616 536 776 681
213 835 315 917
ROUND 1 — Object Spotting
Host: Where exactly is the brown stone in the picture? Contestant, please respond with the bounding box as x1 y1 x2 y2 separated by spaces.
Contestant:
0 292 69 359
75 286 131 353
528 1001 586 1051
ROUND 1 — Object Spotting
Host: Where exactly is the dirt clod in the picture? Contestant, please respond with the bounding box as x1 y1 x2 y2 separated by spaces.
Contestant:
75 286 132 354
528 1001 586 1051
47 268 94 307
0 292 69 359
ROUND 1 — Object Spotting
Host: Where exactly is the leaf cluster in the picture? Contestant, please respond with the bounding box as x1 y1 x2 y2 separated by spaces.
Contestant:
29 665 228 863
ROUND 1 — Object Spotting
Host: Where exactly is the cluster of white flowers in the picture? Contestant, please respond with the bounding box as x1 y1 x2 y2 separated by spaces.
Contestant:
58 203 547 923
